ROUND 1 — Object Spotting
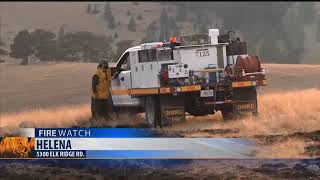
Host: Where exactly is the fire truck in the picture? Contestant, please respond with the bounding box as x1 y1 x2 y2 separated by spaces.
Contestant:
109 29 267 127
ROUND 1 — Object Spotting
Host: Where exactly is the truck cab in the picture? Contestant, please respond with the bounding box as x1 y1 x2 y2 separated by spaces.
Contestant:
111 42 178 105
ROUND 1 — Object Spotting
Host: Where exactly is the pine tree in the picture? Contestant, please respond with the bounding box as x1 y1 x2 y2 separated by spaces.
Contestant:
57 25 65 41
169 17 180 36
298 2 316 25
317 17 320 42
137 14 143 20
104 3 116 29
128 16 136 32
159 8 169 41
87 4 92 14
108 15 116 29
30 29 57 61
10 30 33 65
176 3 187 22
56 25 65 60
92 4 99 14
144 21 157 42
104 3 111 19
0 40 7 56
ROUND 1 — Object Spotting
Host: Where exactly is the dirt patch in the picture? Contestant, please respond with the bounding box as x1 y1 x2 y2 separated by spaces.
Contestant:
0 159 319 179
254 130 320 158
253 130 320 145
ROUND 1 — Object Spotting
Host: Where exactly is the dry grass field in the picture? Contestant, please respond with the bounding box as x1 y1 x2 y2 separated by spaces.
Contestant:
166 88 320 136
1 63 319 114
0 62 96 113
1 62 320 159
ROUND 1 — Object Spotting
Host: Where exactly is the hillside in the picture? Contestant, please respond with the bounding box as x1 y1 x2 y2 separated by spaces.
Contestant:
0 2 176 48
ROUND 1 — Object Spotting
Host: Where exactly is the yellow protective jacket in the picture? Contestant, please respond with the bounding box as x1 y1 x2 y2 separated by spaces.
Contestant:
92 68 112 99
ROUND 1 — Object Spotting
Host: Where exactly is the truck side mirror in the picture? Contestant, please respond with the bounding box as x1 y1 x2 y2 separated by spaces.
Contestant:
112 69 121 79
110 67 117 76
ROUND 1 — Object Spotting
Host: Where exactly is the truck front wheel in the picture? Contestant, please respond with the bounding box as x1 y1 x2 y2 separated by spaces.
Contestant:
145 96 160 128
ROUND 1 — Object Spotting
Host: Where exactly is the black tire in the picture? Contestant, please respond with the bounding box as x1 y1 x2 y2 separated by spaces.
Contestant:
186 96 211 116
145 96 160 128
187 106 211 116
221 105 236 121
113 106 142 120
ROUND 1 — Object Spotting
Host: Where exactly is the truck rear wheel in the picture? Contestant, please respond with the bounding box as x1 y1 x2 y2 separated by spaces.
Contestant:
221 105 236 121
145 96 160 128
222 87 258 121
187 105 211 116
186 95 211 116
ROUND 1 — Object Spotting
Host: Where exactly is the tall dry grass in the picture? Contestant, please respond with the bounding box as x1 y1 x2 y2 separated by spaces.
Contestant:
0 104 90 129
1 88 319 137
256 138 307 158
167 88 320 136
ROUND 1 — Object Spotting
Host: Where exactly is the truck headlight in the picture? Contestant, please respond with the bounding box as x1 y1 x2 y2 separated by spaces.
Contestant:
176 87 182 92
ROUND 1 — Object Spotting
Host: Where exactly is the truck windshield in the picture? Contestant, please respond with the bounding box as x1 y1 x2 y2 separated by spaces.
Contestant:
116 52 129 70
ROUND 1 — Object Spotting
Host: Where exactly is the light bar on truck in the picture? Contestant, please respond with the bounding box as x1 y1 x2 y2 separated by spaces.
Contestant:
140 42 163 50
170 37 177 43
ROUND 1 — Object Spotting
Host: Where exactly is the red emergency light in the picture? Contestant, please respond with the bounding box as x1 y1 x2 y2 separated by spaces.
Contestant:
170 37 177 43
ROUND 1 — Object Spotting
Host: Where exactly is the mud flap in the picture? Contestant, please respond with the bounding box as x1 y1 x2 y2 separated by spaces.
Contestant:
232 87 258 117
159 94 186 127
233 101 258 117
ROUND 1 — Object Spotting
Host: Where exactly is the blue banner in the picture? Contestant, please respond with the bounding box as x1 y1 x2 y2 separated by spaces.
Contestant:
35 128 161 138
86 150 185 159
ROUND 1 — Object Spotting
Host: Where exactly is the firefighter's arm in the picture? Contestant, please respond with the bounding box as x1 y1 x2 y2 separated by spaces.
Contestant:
106 69 113 83
92 74 99 95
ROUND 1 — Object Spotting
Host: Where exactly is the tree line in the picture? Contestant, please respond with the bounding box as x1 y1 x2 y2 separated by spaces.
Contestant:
9 28 116 65
171 2 318 63
141 2 320 64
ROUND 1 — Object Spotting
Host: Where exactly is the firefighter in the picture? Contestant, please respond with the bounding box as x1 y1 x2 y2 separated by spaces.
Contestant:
91 60 113 120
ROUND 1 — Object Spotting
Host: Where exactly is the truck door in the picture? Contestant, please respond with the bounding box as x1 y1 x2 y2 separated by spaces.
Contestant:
131 49 160 88
111 52 140 106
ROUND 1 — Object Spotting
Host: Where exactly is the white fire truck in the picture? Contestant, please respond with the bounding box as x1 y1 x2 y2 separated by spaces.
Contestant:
109 29 267 127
